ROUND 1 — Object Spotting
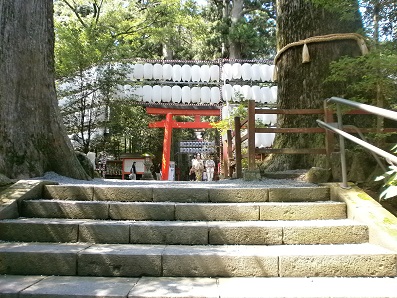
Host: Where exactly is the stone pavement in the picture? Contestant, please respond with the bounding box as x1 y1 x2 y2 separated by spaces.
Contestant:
1 275 397 297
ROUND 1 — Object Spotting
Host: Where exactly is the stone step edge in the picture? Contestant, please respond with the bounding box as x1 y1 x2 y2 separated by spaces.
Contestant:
2 275 397 298
0 218 369 245
43 185 331 203
20 200 347 221
0 243 395 278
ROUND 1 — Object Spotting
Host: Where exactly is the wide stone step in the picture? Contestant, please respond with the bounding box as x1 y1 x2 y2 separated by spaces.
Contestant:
2 275 397 298
0 242 395 277
0 218 368 245
20 200 346 221
43 185 330 203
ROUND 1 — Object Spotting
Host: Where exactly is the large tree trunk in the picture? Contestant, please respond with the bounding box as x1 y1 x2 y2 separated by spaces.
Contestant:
265 0 364 171
229 0 243 59
0 0 90 180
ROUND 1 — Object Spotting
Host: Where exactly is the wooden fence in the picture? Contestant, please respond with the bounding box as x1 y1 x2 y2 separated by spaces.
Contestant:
223 100 397 178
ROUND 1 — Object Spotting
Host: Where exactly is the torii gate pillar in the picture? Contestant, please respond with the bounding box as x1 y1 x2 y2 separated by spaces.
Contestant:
147 106 221 181
162 113 173 181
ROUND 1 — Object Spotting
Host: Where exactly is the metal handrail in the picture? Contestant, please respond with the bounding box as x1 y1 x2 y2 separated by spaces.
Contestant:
317 97 397 188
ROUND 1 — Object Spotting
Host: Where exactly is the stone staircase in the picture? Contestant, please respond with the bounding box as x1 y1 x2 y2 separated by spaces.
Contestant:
0 183 396 297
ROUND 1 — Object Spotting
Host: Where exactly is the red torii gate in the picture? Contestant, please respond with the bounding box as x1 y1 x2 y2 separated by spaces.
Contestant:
147 105 221 180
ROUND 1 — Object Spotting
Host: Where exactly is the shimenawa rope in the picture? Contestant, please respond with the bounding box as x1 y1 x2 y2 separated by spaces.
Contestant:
273 33 369 81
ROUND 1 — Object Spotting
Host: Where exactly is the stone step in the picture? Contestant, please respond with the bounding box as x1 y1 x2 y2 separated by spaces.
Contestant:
0 242 395 278
42 185 330 203
20 200 346 221
0 218 368 245
2 275 397 298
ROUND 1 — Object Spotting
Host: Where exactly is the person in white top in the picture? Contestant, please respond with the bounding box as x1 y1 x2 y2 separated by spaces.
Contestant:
205 157 215 181
192 153 204 181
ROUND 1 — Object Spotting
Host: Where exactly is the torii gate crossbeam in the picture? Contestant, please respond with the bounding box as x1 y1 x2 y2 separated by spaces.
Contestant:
147 106 220 180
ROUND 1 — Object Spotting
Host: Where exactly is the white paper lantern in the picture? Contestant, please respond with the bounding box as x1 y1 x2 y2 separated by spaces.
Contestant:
152 85 162 103
133 63 144 80
172 64 182 82
222 63 232 81
191 65 201 82
200 86 211 104
133 86 143 101
209 65 220 82
162 86 172 102
241 63 252 81
153 63 163 80
269 133 275 146
270 86 278 103
255 133 264 148
261 87 272 104
252 64 261 81
181 64 192 82
163 64 172 80
232 63 242 79
260 64 271 82
200 65 210 82
143 63 153 80
241 85 252 100
263 134 273 148
126 64 134 80
269 113 277 125
171 86 182 103
115 84 126 99
181 86 191 103
222 84 233 102
210 87 220 104
222 105 231 119
142 85 152 102
124 84 134 98
260 109 272 124
232 85 241 102
252 86 262 102
191 86 200 103
269 65 276 82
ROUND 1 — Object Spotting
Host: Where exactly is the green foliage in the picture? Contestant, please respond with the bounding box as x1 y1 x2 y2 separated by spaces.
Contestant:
200 0 276 59
376 145 397 200
309 0 361 21
54 0 210 159
211 104 248 134
325 42 397 107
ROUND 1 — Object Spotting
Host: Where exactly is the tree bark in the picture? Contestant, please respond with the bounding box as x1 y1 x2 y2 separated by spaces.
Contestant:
265 0 364 171
229 0 244 59
0 0 90 180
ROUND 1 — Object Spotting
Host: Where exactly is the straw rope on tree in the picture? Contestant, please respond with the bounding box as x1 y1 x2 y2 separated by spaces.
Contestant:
273 33 369 80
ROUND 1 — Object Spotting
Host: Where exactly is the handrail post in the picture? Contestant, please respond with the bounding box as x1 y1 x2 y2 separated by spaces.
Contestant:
323 101 334 166
234 116 242 178
247 100 256 170
227 129 233 178
335 104 350 189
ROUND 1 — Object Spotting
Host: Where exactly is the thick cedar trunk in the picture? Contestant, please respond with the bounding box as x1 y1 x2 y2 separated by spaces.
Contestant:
229 0 243 59
265 0 363 171
0 0 90 180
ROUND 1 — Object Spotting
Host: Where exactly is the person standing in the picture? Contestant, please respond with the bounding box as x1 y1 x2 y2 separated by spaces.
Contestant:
129 161 137 180
192 153 204 181
205 157 215 181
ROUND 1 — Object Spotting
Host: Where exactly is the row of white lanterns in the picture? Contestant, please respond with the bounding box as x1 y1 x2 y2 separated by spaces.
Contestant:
113 85 277 104
126 63 275 82
223 85 277 103
255 111 277 126
255 112 277 148
115 85 221 104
